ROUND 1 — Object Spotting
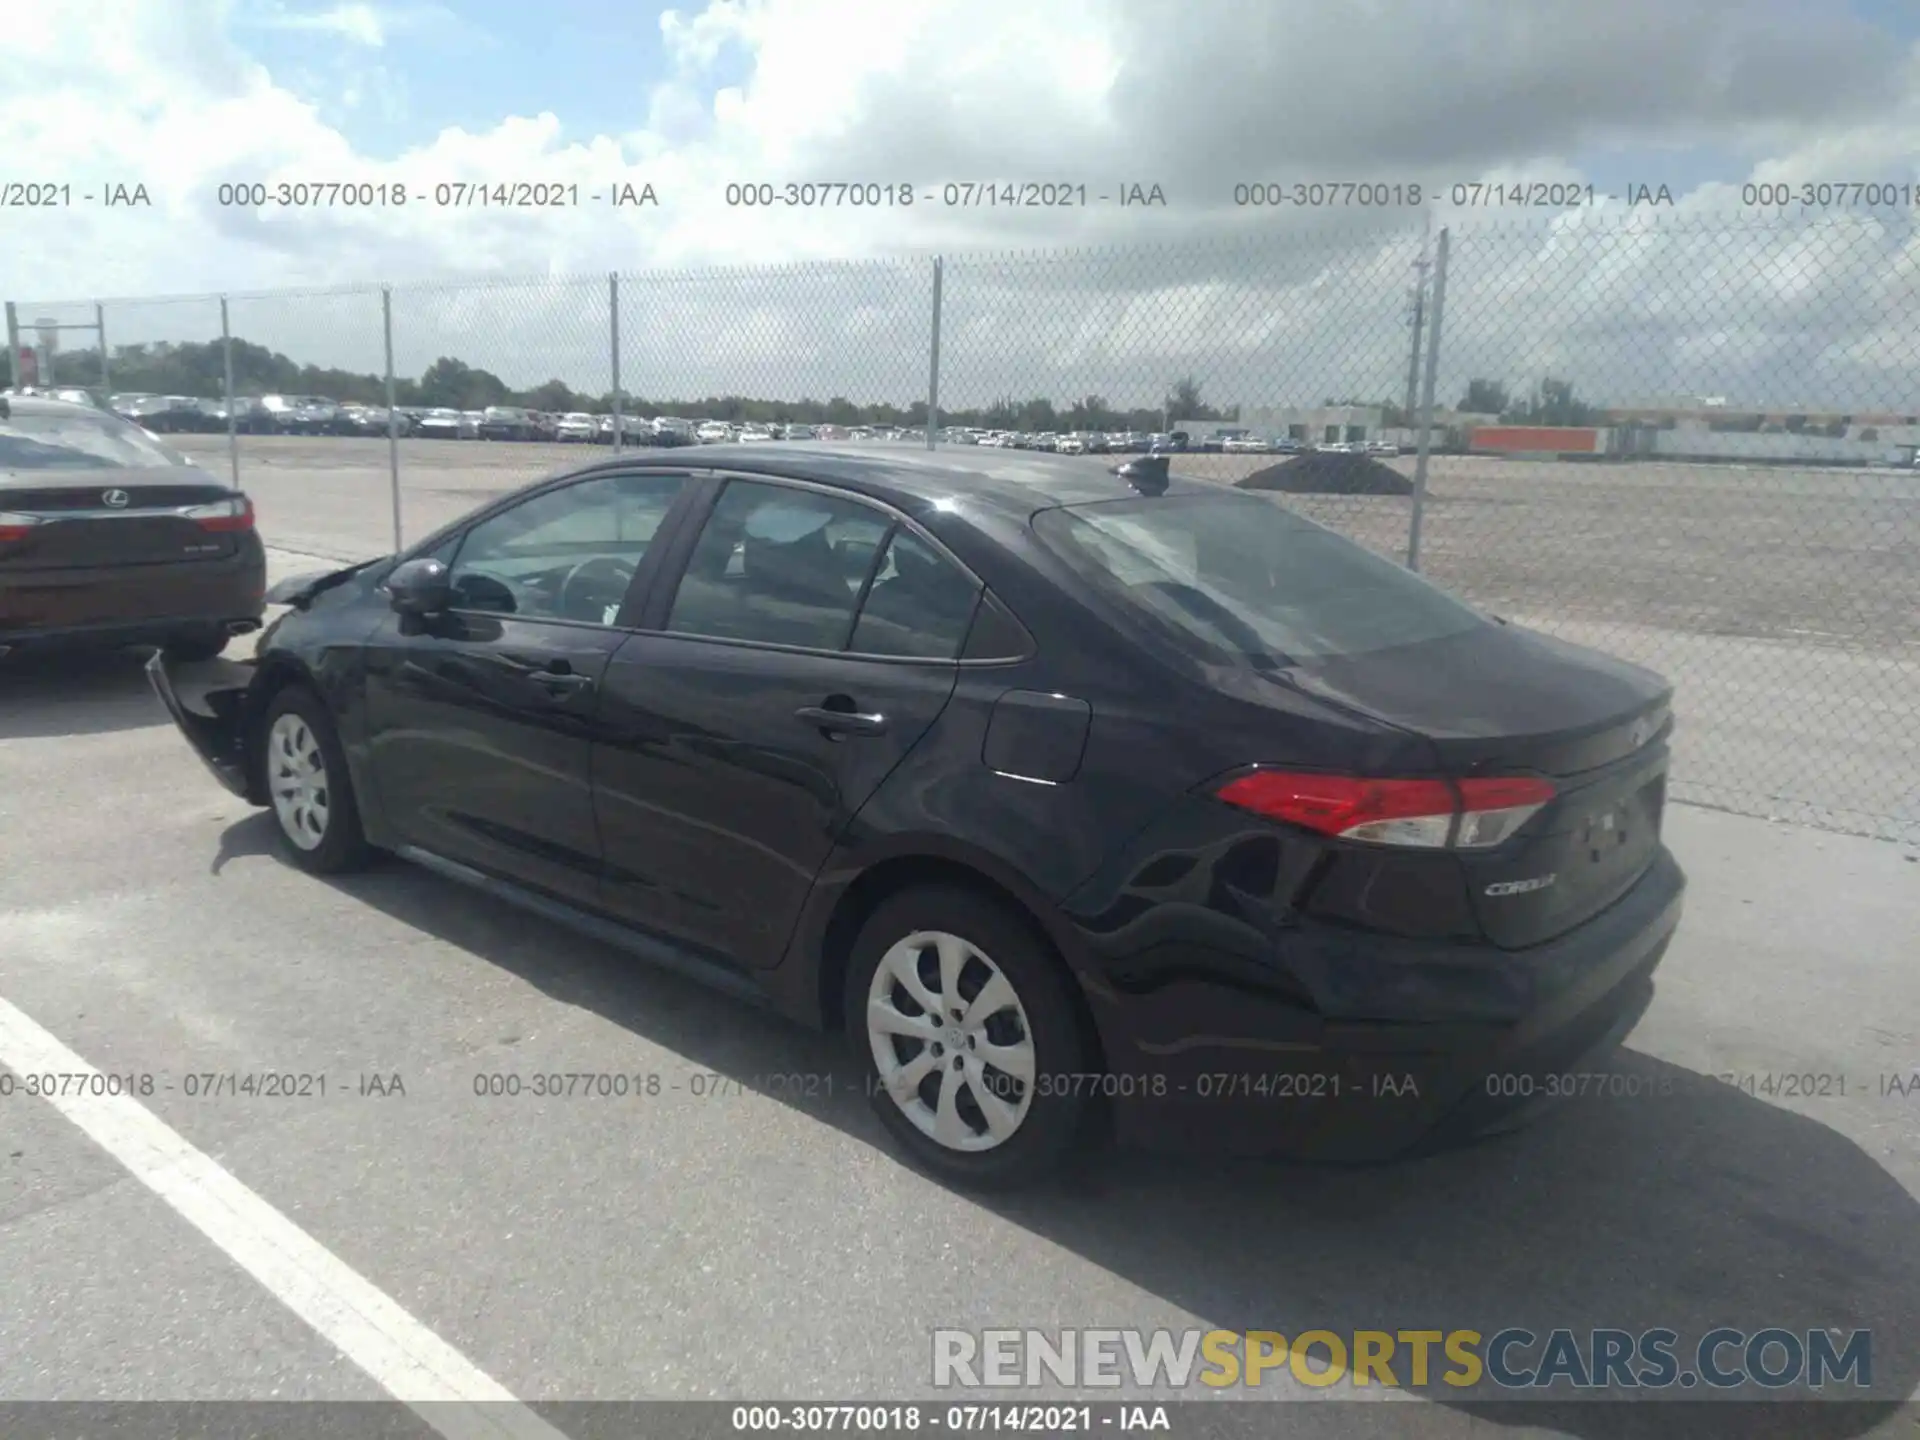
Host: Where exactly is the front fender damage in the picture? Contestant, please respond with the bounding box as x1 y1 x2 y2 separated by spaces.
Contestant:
145 652 267 803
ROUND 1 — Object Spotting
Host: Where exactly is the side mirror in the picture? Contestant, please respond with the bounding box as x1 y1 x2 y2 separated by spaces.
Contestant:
386 557 451 616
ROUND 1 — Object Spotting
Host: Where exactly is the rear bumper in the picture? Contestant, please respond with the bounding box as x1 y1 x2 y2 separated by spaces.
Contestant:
0 542 265 649
1093 847 1685 1163
145 651 261 800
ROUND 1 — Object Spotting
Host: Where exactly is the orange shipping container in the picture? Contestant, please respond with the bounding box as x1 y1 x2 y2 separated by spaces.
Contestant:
1468 426 1601 453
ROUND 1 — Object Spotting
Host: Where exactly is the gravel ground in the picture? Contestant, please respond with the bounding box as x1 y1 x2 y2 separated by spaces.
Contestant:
168 437 1920 651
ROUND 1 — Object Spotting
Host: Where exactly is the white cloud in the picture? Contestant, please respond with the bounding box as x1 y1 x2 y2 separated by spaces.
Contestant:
3 0 1918 412
287 4 386 45
241 1 451 48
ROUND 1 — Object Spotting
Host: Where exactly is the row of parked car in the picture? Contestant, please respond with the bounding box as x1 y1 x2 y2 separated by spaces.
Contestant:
948 428 1184 454
14 389 1402 460
77 393 920 448
87 394 660 443
938 428 1403 457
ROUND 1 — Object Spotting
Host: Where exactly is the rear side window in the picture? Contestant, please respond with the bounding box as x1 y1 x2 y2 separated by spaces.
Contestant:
0 409 188 469
666 480 890 648
849 529 981 658
1033 491 1485 664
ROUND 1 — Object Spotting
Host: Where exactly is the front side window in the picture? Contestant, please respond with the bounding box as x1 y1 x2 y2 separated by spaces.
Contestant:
1033 490 1486 665
446 471 685 625
665 479 891 649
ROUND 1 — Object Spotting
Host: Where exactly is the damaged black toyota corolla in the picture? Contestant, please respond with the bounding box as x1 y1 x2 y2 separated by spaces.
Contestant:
149 446 1685 1188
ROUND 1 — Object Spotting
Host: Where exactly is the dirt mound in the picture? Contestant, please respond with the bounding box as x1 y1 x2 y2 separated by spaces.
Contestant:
1234 452 1414 495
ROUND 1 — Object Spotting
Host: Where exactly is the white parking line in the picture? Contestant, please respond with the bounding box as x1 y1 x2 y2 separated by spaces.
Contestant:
0 996 570 1440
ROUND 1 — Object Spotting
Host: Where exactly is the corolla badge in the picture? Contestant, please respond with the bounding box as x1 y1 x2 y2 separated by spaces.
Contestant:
102 488 130 508
1485 874 1558 897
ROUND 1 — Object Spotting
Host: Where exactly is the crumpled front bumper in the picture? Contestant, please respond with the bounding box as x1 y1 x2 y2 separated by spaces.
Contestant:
144 650 261 801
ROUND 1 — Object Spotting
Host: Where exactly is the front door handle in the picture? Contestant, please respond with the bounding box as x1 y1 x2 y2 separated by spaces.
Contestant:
532 670 595 697
795 705 887 736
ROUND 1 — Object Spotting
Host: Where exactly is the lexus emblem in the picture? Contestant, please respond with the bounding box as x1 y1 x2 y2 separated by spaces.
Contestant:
101 488 130 508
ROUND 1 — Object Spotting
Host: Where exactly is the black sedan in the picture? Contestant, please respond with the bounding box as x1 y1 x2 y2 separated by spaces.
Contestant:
115 394 208 433
1 395 265 661
147 445 1683 1188
478 406 537 441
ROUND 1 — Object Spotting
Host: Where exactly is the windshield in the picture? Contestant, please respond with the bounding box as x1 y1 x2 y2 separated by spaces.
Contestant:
0 408 190 470
1033 490 1486 665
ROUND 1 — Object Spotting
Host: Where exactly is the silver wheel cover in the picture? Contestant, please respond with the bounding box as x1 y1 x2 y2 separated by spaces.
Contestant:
267 712 330 851
866 929 1038 1153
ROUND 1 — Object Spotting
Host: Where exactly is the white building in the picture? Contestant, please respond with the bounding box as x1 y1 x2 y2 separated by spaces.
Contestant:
1174 405 1388 444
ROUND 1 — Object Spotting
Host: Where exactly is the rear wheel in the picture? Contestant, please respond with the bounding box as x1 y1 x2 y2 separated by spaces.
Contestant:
259 686 373 874
845 886 1094 1189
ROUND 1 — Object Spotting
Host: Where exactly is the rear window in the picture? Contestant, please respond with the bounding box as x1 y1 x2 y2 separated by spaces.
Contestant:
0 409 189 470
1033 491 1486 664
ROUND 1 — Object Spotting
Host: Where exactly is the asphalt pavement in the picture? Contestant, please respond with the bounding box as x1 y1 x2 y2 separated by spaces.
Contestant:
1 544 1917 1439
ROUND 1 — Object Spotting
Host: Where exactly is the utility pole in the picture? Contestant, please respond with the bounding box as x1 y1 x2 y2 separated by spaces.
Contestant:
1403 225 1433 429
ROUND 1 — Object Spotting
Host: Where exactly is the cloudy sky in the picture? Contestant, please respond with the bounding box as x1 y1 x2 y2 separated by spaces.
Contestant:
6 0 1920 411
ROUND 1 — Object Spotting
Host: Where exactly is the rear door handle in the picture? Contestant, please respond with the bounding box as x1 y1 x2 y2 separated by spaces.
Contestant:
533 670 595 696
795 705 888 736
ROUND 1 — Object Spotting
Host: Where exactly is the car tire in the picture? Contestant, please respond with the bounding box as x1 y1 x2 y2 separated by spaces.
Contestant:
258 685 374 874
845 885 1094 1190
161 628 228 663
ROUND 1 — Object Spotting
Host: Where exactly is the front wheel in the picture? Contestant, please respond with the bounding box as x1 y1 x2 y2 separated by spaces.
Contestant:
845 886 1095 1189
259 685 374 874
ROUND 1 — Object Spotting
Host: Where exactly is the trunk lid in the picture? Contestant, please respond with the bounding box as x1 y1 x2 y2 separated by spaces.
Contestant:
0 471 243 569
1284 621 1673 949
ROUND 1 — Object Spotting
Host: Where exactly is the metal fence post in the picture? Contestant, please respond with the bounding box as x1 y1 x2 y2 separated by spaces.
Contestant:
925 257 943 449
1406 227 1449 572
96 303 110 396
383 286 402 553
5 302 19 389
220 297 239 488
609 272 623 455
1403 213 1431 430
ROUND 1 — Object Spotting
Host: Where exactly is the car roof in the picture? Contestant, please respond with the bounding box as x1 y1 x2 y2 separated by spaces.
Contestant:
0 395 116 420
576 442 1214 513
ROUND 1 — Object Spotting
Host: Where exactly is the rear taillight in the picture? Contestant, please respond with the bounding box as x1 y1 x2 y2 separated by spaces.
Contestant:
0 511 44 542
183 496 254 532
1214 770 1556 850
1452 776 1559 848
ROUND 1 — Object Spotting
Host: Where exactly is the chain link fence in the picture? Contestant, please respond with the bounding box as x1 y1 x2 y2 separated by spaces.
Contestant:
940 225 1433 561
388 273 615 549
12 210 1918 844
1428 215 1919 844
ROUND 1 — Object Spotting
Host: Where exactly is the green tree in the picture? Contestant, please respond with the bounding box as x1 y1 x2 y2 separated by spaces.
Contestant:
1460 378 1509 415
522 379 583 412
1015 397 1059 431
414 357 510 409
1165 375 1222 422
1502 378 1596 426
